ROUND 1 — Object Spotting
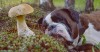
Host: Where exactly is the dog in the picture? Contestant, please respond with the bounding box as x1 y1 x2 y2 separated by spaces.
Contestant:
38 9 100 51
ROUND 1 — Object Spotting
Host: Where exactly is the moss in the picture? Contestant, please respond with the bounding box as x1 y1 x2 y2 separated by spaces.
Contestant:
0 31 67 52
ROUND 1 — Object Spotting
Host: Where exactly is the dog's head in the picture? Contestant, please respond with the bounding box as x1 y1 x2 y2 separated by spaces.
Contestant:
38 8 80 44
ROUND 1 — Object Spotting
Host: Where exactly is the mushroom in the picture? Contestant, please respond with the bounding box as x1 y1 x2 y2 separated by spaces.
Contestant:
8 4 35 37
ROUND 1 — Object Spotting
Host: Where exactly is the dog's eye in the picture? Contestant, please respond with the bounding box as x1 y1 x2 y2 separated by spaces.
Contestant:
51 25 55 28
48 25 56 31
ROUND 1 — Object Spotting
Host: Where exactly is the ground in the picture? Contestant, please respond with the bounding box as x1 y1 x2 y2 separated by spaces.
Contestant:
0 0 100 52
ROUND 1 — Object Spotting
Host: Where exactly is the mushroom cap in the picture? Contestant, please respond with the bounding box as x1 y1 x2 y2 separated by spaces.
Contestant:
8 4 34 17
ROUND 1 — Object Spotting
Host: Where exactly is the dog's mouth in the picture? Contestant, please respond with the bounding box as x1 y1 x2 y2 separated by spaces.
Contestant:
48 33 74 45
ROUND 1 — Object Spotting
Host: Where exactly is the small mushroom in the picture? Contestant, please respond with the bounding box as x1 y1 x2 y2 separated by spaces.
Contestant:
8 4 35 37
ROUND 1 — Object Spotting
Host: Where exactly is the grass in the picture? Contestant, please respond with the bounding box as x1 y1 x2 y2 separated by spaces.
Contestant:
75 0 100 11
75 0 86 11
0 0 100 51
53 0 65 7
94 0 100 9
53 0 100 11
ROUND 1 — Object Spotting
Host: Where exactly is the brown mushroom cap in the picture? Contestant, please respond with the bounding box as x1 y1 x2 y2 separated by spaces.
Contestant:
8 4 34 17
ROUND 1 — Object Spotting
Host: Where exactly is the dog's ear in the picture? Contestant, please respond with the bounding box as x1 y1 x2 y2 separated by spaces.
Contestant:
70 9 79 23
37 17 44 24
61 9 79 23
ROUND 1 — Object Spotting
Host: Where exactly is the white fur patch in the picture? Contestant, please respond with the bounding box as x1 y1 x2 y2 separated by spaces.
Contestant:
78 23 100 45
56 23 73 41
44 13 53 24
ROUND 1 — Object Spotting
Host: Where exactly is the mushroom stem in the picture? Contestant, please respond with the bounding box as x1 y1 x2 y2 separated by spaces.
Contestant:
17 15 35 36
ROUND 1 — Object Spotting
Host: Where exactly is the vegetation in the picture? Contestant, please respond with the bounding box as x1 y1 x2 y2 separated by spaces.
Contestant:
95 43 100 50
0 0 100 51
0 0 100 10
0 31 67 52
53 0 100 11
